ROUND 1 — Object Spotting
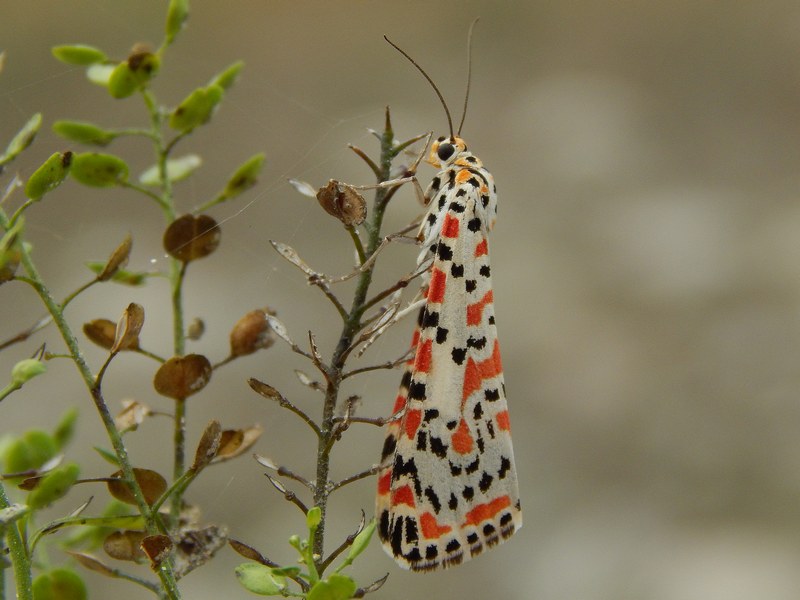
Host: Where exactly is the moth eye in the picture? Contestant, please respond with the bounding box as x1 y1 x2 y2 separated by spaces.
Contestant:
437 143 455 162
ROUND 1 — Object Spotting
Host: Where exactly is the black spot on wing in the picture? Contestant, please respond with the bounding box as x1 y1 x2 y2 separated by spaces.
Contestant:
437 242 453 261
449 493 458 510
445 539 461 554
467 336 487 350
448 200 466 212
499 456 511 478
430 436 448 458
424 409 439 422
416 431 427 451
427 212 437 226
422 310 439 329
479 265 491 278
438 193 447 209
467 217 481 232
436 327 449 343
451 263 464 277
408 381 426 400
381 435 396 461
424 486 441 513
425 545 438 560
465 457 480 474
484 388 500 401
462 486 475 500
451 348 467 365
479 472 494 492
473 402 483 420
455 188 467 197
400 370 412 389
465 280 477 293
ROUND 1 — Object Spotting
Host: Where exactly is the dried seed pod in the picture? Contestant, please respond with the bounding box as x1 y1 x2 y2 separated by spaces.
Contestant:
141 534 173 569
212 425 262 464
230 308 274 357
83 319 117 350
163 214 220 263
103 530 146 562
111 303 144 353
97 234 133 282
316 180 366 226
153 354 212 401
192 420 222 471
107 468 167 506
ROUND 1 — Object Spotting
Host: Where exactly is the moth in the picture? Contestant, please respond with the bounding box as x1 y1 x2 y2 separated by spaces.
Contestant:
376 24 522 572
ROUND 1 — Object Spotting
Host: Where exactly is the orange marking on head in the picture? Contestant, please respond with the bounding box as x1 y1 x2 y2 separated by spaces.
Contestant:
442 213 460 238
420 512 453 539
462 495 512 527
428 267 447 304
377 470 392 495
414 339 432 373
466 290 494 326
474 238 488 257
496 410 510 431
456 169 473 183
451 418 474 454
392 484 416 507
404 408 422 439
480 185 488 194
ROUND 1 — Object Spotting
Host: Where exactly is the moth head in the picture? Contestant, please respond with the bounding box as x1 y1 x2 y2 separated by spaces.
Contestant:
429 136 468 168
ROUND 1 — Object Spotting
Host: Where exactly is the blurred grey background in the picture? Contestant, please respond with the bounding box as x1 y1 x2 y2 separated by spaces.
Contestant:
3 1 800 598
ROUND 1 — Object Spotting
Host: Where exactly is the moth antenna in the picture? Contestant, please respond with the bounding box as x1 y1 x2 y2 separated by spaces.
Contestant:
384 34 454 139
457 18 480 136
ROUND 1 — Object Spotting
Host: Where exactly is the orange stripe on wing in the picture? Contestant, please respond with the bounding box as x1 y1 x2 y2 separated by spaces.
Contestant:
462 495 512 527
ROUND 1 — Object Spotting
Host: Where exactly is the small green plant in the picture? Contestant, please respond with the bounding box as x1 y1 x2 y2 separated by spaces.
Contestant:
2 2 426 598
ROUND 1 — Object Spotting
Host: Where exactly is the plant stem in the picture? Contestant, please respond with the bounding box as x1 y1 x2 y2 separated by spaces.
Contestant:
0 482 32 600
312 109 398 565
0 207 182 599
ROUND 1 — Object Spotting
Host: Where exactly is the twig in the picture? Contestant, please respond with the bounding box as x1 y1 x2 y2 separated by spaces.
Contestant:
341 348 412 379
330 465 381 493
265 473 308 514
319 511 366 572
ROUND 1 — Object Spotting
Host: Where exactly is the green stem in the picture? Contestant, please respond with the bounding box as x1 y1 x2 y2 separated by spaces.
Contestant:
312 109 398 565
0 482 32 600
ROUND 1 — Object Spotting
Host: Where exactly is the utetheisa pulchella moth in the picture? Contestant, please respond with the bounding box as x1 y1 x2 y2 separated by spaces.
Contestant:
376 24 521 571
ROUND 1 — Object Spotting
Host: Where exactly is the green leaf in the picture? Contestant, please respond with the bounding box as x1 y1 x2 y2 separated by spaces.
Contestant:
165 0 190 46
4 430 58 474
25 151 72 200
11 358 47 386
234 563 287 596
85 262 147 286
53 407 79 449
222 153 265 199
70 152 128 187
52 44 107 66
93 446 121 466
32 568 87 600
306 506 322 532
1 113 42 166
52 120 115 146
307 574 357 600
209 60 244 90
86 63 114 87
345 519 376 563
169 85 223 132
27 463 80 509
107 62 139 99
139 154 202 186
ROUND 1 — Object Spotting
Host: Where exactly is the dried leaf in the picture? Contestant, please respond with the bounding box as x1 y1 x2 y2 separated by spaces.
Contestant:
316 179 367 226
263 314 295 347
294 369 323 391
228 539 272 566
287 178 317 198
269 241 317 277
192 420 222 471
248 379 282 403
111 302 144 353
107 468 167 506
163 214 220 263
153 354 212 401
103 530 146 562
230 308 274 357
114 400 152 433
67 551 118 578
